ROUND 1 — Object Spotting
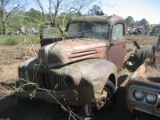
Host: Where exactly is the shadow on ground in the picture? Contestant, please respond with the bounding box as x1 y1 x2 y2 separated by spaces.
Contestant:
0 75 158 120
0 87 133 120
0 96 69 120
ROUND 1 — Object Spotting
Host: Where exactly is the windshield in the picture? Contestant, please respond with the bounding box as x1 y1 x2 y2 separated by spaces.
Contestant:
67 22 109 39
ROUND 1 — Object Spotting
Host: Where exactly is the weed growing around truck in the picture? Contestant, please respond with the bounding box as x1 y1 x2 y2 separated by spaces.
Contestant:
0 35 40 45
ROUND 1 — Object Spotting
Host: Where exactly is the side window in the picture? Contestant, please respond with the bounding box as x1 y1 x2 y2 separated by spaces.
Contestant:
112 23 124 40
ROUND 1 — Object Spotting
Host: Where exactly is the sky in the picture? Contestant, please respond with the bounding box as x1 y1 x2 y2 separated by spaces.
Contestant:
25 0 160 24
98 0 160 24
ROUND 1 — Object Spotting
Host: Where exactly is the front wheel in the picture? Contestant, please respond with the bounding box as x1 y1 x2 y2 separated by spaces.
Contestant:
77 80 116 119
92 80 116 111
74 104 92 120
104 80 116 101
81 104 92 116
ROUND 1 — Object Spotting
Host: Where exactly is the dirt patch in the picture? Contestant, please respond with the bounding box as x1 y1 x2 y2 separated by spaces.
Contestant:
0 44 40 81
0 43 40 101
0 35 159 120
145 51 160 76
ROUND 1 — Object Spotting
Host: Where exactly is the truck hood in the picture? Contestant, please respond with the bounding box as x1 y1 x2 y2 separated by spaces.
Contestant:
38 38 108 68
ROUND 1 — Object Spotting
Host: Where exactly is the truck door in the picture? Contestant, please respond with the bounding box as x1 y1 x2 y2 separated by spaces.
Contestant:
108 22 126 71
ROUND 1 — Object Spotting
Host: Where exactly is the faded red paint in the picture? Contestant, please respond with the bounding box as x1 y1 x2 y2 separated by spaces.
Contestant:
39 39 108 68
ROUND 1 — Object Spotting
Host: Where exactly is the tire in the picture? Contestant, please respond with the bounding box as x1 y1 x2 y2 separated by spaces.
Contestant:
103 80 117 103
104 80 116 100
135 49 151 66
78 80 116 118
78 104 92 117
72 104 92 120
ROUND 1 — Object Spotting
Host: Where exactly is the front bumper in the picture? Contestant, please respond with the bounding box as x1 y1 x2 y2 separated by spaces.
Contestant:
127 79 160 117
16 90 79 106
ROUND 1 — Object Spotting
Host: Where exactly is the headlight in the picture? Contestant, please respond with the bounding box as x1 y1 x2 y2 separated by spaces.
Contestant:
64 76 74 87
133 90 144 101
145 93 157 104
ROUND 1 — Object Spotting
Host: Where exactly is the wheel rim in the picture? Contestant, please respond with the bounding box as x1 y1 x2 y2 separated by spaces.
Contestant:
84 104 92 117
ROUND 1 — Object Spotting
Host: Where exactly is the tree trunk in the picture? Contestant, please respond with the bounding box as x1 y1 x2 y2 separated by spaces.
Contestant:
2 22 7 35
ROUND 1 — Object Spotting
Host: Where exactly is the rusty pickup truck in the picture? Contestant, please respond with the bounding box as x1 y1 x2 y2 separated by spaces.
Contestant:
17 15 126 117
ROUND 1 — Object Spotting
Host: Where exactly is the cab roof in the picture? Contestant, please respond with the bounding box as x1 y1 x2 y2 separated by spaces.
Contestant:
71 15 125 24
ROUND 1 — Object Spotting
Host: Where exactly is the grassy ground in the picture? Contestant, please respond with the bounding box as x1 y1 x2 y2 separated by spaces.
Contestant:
0 35 40 45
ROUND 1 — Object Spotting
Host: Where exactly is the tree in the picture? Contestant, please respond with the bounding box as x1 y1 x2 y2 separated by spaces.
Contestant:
67 0 94 13
51 0 63 25
36 0 95 25
125 16 134 26
7 10 26 31
25 8 44 24
88 5 104 16
0 0 21 35
36 0 48 22
140 18 148 25
36 0 64 25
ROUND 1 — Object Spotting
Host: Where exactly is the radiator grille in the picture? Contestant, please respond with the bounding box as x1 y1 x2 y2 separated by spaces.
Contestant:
29 69 62 91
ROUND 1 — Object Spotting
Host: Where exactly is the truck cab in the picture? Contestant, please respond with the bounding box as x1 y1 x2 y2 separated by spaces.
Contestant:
39 16 126 70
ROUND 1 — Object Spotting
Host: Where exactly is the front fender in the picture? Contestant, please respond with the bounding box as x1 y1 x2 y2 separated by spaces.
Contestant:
70 59 117 105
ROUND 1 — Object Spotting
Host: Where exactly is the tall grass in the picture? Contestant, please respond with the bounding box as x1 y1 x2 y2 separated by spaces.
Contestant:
0 35 40 45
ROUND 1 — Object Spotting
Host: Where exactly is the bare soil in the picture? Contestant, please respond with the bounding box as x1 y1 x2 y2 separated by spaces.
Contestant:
0 35 159 120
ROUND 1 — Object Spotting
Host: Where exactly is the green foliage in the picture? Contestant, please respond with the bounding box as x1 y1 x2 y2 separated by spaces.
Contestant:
0 35 24 45
0 35 40 45
140 18 148 25
1 8 78 37
7 11 26 31
125 16 149 26
125 16 134 26
150 28 160 36
29 89 37 99
58 13 73 28
88 5 104 16
31 35 40 43
148 25 153 32
25 8 46 27
135 18 149 26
